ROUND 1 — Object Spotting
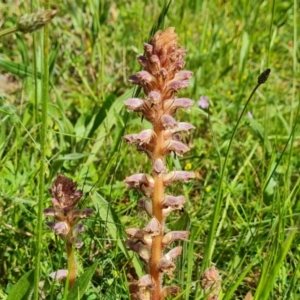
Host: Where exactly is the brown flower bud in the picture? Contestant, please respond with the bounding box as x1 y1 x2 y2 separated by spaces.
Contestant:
49 174 83 209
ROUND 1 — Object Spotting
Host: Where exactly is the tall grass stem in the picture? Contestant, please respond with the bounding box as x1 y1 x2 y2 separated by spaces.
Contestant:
33 0 50 299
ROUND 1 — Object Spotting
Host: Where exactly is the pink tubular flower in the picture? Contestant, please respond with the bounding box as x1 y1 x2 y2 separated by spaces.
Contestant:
198 95 210 109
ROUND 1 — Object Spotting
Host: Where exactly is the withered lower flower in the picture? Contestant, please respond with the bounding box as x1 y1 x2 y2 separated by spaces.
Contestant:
201 266 222 300
124 27 194 299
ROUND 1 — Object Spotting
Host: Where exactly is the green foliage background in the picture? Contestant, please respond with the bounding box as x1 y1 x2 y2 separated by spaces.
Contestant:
0 0 299 299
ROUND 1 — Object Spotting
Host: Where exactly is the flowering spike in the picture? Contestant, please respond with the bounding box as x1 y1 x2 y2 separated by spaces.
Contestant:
124 28 194 298
45 174 93 289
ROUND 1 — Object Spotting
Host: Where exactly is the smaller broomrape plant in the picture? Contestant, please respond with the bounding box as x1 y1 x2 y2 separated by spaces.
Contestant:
44 174 93 289
124 27 195 299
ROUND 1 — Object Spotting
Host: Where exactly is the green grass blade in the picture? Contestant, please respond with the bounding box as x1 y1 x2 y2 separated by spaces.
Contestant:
0 57 41 78
66 262 98 300
85 89 133 165
7 270 34 300
255 231 296 300
91 192 143 277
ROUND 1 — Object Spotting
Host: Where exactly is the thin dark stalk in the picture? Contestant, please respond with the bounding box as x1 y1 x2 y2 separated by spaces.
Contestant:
202 70 271 271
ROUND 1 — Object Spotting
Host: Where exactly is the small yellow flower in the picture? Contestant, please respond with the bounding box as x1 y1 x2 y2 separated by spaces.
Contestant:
205 186 211 192
185 163 192 170
54 124 59 131
112 270 119 277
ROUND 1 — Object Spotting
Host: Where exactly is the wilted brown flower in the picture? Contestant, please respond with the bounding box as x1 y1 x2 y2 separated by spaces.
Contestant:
201 266 222 300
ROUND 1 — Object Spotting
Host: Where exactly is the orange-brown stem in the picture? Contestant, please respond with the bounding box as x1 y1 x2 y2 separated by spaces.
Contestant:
67 243 76 290
150 128 165 299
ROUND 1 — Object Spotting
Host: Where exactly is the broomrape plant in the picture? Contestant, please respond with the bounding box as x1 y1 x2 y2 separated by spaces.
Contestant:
44 174 93 289
124 27 195 300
